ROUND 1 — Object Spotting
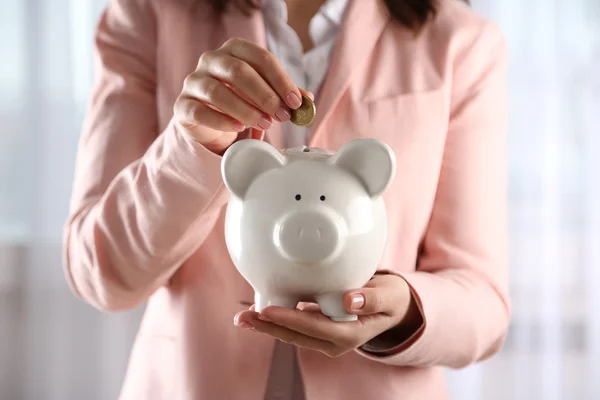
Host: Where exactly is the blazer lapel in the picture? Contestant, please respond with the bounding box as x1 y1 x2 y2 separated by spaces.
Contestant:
222 8 285 149
221 6 266 49
309 0 391 147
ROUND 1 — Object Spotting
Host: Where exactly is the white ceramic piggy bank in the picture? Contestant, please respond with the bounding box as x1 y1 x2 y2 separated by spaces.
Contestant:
221 138 396 321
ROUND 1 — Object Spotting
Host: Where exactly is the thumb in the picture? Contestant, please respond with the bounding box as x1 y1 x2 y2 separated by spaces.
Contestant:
343 274 405 316
344 288 390 316
298 88 314 101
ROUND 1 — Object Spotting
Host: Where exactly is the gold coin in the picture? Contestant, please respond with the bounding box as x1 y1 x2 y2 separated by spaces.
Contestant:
290 95 316 126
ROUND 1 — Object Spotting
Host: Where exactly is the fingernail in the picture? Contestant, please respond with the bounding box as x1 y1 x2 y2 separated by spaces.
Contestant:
258 314 272 322
275 107 291 122
285 91 302 109
232 121 246 132
350 293 365 311
238 321 253 329
257 116 272 130
233 314 253 329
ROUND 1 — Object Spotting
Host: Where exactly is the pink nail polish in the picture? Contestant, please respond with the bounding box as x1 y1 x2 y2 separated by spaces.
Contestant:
257 116 272 130
350 293 365 311
234 314 254 329
234 313 251 326
285 92 302 109
275 107 291 122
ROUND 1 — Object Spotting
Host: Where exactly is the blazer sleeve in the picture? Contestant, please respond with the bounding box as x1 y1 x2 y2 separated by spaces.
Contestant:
62 0 228 312
357 21 511 368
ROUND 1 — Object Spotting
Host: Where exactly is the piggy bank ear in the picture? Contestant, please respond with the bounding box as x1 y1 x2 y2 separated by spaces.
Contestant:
221 139 285 199
329 139 396 198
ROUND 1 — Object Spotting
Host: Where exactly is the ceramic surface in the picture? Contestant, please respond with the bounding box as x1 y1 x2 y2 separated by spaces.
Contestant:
221 139 396 321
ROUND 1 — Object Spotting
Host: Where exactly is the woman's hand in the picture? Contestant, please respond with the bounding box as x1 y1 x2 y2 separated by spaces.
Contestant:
233 274 421 358
173 37 304 153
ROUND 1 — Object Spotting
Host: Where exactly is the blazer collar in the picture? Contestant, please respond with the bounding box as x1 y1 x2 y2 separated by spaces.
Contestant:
309 0 390 146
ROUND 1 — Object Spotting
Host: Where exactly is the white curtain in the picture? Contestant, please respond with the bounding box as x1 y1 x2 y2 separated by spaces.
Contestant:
0 0 598 399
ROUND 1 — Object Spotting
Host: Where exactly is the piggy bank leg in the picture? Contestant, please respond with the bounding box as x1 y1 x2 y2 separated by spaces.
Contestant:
316 293 358 322
254 292 299 312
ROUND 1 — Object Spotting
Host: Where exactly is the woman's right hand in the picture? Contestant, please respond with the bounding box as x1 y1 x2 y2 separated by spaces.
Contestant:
174 37 304 153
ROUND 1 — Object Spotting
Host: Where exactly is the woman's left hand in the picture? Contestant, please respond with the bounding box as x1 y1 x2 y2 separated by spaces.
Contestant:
233 274 416 358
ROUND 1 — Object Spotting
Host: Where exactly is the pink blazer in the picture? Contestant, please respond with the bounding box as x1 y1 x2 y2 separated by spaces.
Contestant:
63 0 510 398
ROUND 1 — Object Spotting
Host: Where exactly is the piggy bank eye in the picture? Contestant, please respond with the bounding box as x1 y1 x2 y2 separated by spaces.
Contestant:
320 195 326 201
295 194 302 201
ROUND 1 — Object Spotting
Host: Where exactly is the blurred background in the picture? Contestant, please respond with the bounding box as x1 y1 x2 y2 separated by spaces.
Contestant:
0 0 599 399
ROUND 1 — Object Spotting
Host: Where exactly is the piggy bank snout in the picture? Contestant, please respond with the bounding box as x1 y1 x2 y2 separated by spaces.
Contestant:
276 210 344 263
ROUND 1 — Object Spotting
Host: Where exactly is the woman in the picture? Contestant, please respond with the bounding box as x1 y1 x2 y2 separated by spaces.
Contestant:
63 0 510 398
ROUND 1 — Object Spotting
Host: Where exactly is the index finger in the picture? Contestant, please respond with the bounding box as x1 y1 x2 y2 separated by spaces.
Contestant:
223 38 303 109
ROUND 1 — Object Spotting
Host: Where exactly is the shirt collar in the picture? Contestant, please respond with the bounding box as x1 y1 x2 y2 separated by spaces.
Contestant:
319 0 349 26
261 0 349 26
